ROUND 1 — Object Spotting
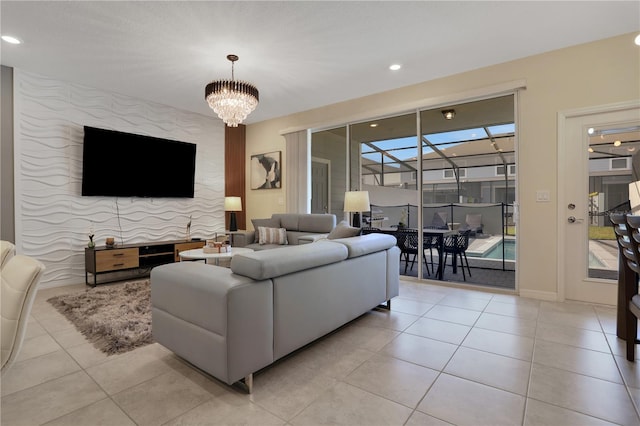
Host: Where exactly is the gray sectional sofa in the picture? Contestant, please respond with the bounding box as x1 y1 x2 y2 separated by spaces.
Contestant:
150 233 400 392
233 213 337 250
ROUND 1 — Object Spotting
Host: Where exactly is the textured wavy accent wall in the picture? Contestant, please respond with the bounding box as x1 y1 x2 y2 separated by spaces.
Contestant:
13 69 225 288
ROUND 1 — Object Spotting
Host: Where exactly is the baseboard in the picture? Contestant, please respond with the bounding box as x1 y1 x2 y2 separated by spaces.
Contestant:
518 289 559 301
38 279 85 290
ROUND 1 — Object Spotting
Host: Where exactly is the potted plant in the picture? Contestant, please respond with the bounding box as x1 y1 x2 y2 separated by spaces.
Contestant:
87 226 95 248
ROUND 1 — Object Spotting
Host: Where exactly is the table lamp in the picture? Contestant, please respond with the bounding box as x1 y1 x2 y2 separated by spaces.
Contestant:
224 196 242 232
344 191 370 227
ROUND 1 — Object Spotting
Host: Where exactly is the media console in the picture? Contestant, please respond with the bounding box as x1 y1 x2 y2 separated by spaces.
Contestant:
85 239 205 286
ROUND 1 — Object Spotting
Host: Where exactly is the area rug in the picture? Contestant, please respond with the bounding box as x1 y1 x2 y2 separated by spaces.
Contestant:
47 279 153 355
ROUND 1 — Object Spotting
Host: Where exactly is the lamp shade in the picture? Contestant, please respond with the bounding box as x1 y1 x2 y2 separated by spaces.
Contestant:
224 196 242 212
343 191 370 212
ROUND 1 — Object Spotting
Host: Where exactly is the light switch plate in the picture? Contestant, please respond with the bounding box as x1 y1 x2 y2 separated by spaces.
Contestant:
536 190 550 202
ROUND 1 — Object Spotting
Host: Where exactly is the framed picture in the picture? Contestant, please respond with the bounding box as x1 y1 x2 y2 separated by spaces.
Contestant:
251 151 281 190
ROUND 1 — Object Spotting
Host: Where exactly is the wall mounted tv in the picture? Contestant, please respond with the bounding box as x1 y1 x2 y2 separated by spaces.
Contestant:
81 126 197 198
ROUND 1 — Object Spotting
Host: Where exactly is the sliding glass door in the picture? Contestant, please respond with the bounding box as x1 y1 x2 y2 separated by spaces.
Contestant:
310 94 517 289
419 95 516 289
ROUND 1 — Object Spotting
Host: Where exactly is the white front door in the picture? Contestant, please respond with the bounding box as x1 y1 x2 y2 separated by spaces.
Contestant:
560 101 640 304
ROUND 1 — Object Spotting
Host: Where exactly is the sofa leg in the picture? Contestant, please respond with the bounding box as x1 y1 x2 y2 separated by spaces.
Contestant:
378 300 391 310
243 373 253 394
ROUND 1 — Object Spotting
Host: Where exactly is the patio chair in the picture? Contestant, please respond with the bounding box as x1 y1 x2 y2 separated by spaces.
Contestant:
395 229 430 276
422 232 438 276
443 230 472 280
429 211 449 229
361 227 381 235
459 213 483 236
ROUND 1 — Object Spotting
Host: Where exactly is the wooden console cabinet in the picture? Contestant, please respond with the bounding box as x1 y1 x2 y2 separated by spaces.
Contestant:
85 239 205 286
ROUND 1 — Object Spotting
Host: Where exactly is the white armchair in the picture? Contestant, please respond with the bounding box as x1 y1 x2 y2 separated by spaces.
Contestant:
1 254 46 376
1 240 16 269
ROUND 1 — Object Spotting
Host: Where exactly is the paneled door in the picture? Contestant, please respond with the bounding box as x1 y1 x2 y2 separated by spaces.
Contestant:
311 159 329 214
560 101 640 304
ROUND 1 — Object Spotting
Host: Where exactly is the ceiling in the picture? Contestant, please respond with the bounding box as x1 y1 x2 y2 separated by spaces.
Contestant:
2 1 639 125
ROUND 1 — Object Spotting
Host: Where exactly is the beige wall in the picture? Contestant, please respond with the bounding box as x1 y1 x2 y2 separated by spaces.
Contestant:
245 32 640 298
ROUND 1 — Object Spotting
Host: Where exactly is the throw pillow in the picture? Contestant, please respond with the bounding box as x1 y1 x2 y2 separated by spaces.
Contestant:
252 217 280 240
327 220 361 239
258 227 288 245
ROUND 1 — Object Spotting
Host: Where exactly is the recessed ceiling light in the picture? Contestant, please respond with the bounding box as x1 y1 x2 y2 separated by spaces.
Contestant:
1 35 21 44
635 34 640 46
441 109 455 120
587 127 595 134
614 140 622 147
369 123 378 128
389 64 401 71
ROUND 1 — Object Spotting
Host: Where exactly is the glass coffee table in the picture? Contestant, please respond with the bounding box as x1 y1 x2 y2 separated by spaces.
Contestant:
179 247 254 266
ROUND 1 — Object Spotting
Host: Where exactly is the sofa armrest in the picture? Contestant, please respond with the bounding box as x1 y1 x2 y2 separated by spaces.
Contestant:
231 230 256 247
151 262 274 385
327 234 397 258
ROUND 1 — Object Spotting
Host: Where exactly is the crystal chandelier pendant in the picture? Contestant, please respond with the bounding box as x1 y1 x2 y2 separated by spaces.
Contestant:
205 55 259 127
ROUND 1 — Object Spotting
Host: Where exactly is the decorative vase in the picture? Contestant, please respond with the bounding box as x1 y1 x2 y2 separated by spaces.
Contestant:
88 240 95 248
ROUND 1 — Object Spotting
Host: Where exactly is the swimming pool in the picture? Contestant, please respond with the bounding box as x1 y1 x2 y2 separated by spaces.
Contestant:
481 240 515 260
467 239 515 260
588 252 606 268
469 239 606 268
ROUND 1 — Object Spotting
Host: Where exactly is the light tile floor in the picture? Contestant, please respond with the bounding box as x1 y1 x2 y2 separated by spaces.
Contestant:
3 279 640 425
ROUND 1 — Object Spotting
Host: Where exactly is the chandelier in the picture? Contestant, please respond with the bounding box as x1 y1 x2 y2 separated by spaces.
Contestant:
205 54 259 127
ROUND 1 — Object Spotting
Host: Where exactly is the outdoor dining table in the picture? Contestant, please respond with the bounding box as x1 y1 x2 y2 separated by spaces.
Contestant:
375 227 455 280
423 228 456 279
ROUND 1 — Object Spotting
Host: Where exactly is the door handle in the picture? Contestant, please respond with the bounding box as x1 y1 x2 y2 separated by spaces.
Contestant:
568 216 584 223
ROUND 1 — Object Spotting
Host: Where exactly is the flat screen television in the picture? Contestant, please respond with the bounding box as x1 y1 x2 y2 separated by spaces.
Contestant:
81 126 196 198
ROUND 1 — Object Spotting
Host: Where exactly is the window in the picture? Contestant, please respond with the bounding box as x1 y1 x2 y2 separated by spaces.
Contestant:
496 164 516 176
443 168 466 179
610 158 629 170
